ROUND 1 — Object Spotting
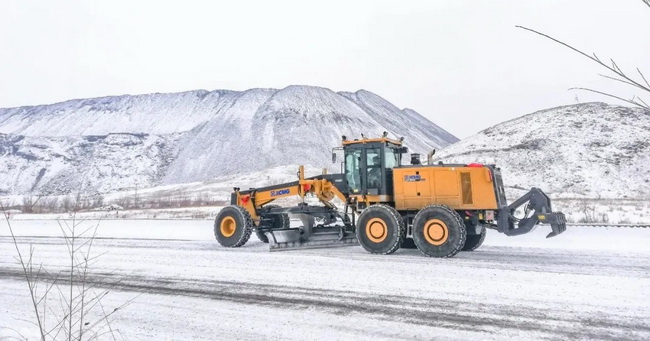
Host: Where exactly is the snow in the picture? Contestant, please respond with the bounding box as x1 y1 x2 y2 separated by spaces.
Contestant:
435 102 650 199
0 132 180 195
0 86 458 196
1 219 649 340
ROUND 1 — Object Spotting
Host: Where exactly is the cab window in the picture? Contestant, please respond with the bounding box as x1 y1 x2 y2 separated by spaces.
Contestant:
385 148 400 168
345 149 362 192
366 148 381 189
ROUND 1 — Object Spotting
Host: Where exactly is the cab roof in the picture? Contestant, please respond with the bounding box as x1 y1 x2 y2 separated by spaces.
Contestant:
342 137 403 146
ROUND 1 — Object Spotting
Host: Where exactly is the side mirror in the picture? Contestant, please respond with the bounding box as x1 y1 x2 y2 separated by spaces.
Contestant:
398 146 409 154
332 152 337 164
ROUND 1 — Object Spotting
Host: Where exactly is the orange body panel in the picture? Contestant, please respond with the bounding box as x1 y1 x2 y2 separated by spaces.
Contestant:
393 166 499 211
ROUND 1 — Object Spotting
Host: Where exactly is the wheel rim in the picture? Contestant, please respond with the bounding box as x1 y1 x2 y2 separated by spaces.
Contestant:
220 216 237 237
366 218 387 243
423 219 448 246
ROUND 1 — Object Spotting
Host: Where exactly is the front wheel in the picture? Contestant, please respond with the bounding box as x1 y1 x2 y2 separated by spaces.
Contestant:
356 205 405 255
214 205 253 247
412 205 466 258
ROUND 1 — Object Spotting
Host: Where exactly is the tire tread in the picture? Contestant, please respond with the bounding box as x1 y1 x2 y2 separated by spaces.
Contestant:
214 205 253 247
462 226 486 251
357 204 405 255
414 204 466 258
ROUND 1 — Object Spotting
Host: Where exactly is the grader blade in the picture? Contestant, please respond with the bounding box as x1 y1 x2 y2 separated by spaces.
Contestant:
266 226 358 251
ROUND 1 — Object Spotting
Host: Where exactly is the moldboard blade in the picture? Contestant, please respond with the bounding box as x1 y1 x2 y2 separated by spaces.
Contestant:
269 234 358 251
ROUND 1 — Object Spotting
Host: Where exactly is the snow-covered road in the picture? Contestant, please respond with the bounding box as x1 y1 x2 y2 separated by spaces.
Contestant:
1 220 649 340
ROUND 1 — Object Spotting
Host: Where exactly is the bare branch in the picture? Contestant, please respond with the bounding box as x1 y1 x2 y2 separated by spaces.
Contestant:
35 272 61 306
598 74 639 88
611 59 623 74
78 223 99 340
0 202 46 340
85 291 140 334
639 68 650 89
570 87 650 109
3 326 29 340
3 191 127 341
96 297 117 341
592 52 601 63
517 25 650 109
68 220 76 341
517 25 650 93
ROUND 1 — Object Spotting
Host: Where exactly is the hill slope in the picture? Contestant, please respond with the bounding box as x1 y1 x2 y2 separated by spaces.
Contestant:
0 86 457 195
435 103 650 199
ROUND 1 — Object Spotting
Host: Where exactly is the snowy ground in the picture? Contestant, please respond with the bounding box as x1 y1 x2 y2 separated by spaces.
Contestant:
1 219 649 340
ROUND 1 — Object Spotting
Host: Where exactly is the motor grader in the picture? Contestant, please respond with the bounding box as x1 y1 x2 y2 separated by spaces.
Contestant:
214 135 566 257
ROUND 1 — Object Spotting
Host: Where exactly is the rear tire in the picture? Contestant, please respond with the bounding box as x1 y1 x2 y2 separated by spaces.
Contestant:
256 205 290 243
412 205 466 258
214 205 253 247
356 204 405 255
462 225 486 251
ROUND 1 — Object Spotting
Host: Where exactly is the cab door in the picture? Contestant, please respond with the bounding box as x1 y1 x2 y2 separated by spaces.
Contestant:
345 147 385 196
344 149 363 195
364 147 382 195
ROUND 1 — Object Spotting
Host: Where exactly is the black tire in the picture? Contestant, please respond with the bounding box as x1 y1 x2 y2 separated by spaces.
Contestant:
412 205 466 258
255 231 270 243
401 238 417 249
256 204 290 243
356 204 405 255
462 225 486 251
214 205 253 247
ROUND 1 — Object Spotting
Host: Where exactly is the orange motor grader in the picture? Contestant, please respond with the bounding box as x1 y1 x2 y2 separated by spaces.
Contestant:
214 135 566 257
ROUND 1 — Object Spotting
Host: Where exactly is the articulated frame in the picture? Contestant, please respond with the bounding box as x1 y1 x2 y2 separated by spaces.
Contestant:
231 165 348 223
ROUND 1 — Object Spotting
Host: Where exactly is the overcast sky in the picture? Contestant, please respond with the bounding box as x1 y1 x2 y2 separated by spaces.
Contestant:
1 0 648 138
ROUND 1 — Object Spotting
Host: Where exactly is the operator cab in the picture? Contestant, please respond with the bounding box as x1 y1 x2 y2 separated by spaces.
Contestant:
335 135 407 196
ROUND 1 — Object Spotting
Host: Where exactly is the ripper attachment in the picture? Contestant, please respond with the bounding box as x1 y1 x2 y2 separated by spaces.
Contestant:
496 187 567 238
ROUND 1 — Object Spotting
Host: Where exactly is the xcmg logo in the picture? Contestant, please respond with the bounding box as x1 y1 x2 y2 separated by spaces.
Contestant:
404 174 423 182
271 189 290 197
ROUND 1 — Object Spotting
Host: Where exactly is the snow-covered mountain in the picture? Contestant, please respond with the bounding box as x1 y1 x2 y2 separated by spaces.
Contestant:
435 103 650 199
0 85 458 195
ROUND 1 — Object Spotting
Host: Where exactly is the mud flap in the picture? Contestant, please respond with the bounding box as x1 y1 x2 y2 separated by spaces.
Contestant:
496 187 567 238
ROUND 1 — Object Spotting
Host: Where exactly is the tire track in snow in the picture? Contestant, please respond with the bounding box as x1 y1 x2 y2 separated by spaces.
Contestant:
0 267 648 340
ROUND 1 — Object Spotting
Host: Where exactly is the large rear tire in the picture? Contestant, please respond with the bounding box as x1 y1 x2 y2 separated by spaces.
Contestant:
214 205 253 247
412 205 466 258
462 225 486 251
356 204 405 255
256 204 290 243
